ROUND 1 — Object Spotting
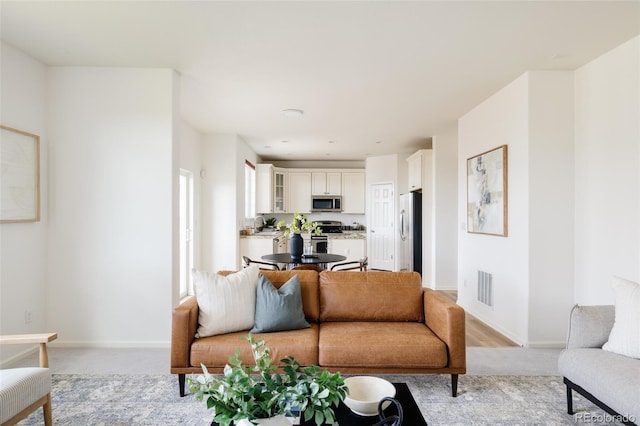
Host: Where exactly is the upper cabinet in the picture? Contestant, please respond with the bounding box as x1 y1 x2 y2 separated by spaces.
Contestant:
407 151 424 191
256 164 274 214
273 168 286 213
257 166 365 214
287 171 312 213
311 171 342 195
256 165 287 214
341 172 365 214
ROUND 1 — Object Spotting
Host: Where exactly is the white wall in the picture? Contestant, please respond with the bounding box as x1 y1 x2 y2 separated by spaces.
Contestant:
0 43 48 363
432 127 458 290
46 67 177 346
527 71 575 345
458 75 531 345
201 133 258 272
179 120 203 292
457 37 640 345
574 36 640 304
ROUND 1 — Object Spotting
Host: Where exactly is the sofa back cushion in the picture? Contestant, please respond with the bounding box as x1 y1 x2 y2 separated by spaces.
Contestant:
260 270 320 321
319 271 424 322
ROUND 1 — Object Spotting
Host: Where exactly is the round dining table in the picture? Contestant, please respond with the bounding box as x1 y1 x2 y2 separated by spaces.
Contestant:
261 253 346 270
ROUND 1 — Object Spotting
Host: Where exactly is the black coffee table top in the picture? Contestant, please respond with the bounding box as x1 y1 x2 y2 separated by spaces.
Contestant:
301 383 427 426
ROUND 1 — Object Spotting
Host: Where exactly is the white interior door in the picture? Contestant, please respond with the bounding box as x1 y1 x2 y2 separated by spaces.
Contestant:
369 183 395 271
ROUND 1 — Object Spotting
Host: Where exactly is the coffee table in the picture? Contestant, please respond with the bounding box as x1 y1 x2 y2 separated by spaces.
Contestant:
300 383 428 426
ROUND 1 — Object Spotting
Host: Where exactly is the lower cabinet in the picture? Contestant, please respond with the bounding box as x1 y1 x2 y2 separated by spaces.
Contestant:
239 238 274 267
328 238 366 269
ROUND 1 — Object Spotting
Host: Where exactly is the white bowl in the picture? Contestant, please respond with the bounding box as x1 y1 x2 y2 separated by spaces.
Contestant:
343 376 396 416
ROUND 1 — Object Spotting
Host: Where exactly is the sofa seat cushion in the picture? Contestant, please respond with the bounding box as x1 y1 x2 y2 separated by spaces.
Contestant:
318 322 448 368
558 348 640 421
191 324 319 368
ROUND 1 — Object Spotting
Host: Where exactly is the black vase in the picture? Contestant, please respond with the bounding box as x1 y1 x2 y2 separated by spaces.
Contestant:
290 233 303 261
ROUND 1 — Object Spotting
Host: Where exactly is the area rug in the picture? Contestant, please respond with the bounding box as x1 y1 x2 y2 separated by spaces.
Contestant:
20 374 620 425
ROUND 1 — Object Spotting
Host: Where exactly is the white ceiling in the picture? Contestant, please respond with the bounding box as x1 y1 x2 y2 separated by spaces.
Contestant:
2 1 639 161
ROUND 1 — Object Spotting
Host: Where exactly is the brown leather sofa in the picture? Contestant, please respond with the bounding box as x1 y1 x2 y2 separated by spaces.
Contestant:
171 270 466 397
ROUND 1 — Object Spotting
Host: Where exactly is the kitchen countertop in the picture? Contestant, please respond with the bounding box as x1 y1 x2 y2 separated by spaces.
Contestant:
240 230 366 239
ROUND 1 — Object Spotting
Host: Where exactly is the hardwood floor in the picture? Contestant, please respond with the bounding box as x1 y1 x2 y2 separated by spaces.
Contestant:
439 290 518 347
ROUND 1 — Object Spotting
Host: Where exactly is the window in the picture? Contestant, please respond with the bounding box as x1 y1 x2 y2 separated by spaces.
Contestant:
245 160 256 219
179 169 194 298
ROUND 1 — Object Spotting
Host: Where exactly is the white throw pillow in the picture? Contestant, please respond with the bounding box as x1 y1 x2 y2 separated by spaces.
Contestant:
192 265 259 338
602 276 640 359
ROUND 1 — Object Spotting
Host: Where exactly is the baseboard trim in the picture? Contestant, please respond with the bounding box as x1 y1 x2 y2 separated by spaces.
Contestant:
457 301 524 346
0 346 40 368
526 341 566 349
51 341 170 349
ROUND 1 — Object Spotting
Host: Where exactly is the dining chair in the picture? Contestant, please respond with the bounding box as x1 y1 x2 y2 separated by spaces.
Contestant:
0 333 57 426
330 256 368 271
242 256 281 271
292 264 320 271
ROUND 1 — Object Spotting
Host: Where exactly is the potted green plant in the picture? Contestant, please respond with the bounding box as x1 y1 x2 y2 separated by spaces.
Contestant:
277 212 322 260
188 334 347 426
265 217 278 228
276 212 322 237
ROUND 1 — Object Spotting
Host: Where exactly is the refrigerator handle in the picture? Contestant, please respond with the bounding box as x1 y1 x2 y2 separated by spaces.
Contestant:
400 209 406 241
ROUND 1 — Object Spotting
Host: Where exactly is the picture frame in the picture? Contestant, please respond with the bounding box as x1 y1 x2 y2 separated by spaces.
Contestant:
1 125 41 222
467 145 507 236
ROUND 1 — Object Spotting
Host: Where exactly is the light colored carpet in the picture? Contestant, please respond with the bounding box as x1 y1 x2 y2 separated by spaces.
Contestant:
9 347 562 376
18 373 620 425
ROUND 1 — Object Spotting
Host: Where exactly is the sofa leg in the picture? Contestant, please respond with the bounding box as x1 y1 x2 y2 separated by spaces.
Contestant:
451 374 458 397
565 381 573 414
179 374 186 397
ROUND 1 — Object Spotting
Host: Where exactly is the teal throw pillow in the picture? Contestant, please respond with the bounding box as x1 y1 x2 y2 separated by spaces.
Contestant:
251 274 310 333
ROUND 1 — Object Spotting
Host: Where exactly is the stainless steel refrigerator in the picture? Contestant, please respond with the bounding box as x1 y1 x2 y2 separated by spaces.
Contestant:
398 192 422 274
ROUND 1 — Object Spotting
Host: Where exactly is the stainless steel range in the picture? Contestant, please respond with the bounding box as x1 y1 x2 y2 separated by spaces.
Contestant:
317 221 343 235
310 221 343 253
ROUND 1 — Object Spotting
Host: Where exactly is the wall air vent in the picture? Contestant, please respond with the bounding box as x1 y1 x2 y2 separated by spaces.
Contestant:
477 270 493 307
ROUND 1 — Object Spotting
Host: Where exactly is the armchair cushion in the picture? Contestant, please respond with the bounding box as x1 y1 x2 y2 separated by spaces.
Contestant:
0 368 51 424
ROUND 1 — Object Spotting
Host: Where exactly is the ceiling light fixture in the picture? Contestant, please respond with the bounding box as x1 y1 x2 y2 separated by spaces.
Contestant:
281 108 304 117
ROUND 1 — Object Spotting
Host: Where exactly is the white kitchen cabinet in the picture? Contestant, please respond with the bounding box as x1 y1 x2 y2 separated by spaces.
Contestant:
287 171 312 213
311 172 341 195
341 172 365 214
407 151 424 191
273 168 286 213
328 238 366 263
256 164 274 214
239 238 274 265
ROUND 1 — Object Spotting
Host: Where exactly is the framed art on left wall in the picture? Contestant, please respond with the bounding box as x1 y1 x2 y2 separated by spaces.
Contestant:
467 144 508 237
0 125 40 222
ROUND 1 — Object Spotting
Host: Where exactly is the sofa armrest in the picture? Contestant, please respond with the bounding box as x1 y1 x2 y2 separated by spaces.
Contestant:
171 296 199 370
565 304 615 349
423 289 466 370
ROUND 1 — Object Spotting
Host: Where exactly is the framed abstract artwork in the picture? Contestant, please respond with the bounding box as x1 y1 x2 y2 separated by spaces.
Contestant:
467 145 507 236
1 125 40 222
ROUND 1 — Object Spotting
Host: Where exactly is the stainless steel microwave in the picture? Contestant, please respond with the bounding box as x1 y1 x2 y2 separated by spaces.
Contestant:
311 196 342 212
